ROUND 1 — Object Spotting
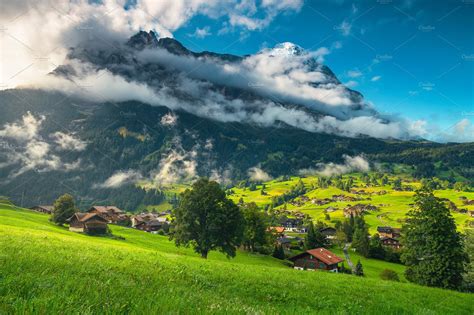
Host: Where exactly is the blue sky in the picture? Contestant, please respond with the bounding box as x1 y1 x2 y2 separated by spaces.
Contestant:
173 0 474 141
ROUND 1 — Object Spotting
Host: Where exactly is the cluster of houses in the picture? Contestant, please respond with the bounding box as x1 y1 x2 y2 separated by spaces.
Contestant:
29 204 171 235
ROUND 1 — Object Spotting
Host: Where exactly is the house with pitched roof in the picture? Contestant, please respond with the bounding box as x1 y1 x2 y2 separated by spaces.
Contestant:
68 213 108 234
88 206 127 223
289 248 344 272
29 205 54 214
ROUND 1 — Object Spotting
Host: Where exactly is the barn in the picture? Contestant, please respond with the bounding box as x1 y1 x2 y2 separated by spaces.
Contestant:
68 213 108 234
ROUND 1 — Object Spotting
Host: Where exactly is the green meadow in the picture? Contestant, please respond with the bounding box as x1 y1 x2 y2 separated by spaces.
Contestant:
228 174 474 233
1 204 473 314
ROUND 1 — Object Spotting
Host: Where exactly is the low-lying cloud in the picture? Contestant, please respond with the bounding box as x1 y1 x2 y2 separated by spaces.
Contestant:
94 170 144 189
0 112 85 177
248 166 272 182
299 155 370 177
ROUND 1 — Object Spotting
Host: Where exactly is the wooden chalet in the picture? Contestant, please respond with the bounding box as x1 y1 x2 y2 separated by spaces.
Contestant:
319 227 337 240
377 226 401 239
68 213 108 234
381 237 401 249
469 210 474 218
280 217 303 231
88 206 126 223
29 205 54 214
135 217 169 232
289 248 344 272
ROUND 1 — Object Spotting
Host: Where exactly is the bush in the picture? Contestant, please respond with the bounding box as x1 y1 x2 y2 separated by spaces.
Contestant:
380 269 400 282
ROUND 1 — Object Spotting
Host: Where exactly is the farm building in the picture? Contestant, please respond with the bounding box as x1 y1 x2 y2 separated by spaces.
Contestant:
280 217 303 231
381 237 401 249
135 217 169 232
469 210 474 218
88 206 127 223
289 248 344 272
319 227 337 240
68 213 108 234
377 226 401 238
29 205 54 214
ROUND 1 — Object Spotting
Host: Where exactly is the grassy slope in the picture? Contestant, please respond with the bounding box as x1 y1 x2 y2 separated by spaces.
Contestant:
1 205 473 314
228 174 474 233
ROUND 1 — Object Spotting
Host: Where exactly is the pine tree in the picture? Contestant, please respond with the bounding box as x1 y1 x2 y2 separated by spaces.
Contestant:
352 218 370 257
305 221 326 249
368 233 385 259
401 189 468 289
354 260 364 276
272 244 285 260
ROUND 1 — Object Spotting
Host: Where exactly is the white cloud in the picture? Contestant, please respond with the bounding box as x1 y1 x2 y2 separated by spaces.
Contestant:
190 26 212 38
0 113 82 176
248 166 272 181
347 70 362 78
161 112 178 126
94 170 144 189
299 155 370 177
152 137 198 186
0 112 43 142
371 75 382 82
336 20 352 36
51 132 87 151
432 119 474 143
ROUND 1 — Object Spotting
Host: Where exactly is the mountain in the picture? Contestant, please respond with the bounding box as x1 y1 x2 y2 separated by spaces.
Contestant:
0 32 473 209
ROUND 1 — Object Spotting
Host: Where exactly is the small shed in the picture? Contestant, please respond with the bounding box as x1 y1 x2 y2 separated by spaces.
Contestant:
68 213 108 234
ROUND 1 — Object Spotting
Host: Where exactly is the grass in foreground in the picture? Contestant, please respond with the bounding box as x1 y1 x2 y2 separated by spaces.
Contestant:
1 205 473 314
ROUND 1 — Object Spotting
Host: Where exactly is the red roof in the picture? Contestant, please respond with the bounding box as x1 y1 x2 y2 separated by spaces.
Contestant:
290 248 344 265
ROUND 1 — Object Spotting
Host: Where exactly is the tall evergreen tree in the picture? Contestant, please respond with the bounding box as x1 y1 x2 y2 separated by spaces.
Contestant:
51 194 76 225
401 189 468 289
352 218 370 257
305 221 326 249
272 244 285 260
354 260 364 276
172 178 244 259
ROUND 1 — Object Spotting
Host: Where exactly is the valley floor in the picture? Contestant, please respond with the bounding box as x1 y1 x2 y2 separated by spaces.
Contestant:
1 205 473 314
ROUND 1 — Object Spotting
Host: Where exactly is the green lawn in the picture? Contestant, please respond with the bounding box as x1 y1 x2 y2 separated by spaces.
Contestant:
1 205 473 314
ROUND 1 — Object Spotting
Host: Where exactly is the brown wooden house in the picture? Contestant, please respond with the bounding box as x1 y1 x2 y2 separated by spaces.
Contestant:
289 248 344 272
377 226 401 238
29 205 54 214
135 217 169 232
68 213 108 234
381 237 401 249
88 206 125 223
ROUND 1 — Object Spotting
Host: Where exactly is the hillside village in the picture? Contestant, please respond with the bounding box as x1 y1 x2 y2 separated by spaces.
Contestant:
21 171 474 280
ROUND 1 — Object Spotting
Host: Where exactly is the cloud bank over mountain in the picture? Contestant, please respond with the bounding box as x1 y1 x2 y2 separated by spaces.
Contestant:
0 0 427 140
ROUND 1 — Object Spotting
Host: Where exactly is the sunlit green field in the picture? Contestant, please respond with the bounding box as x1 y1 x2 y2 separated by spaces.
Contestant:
228 174 474 233
1 204 473 314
